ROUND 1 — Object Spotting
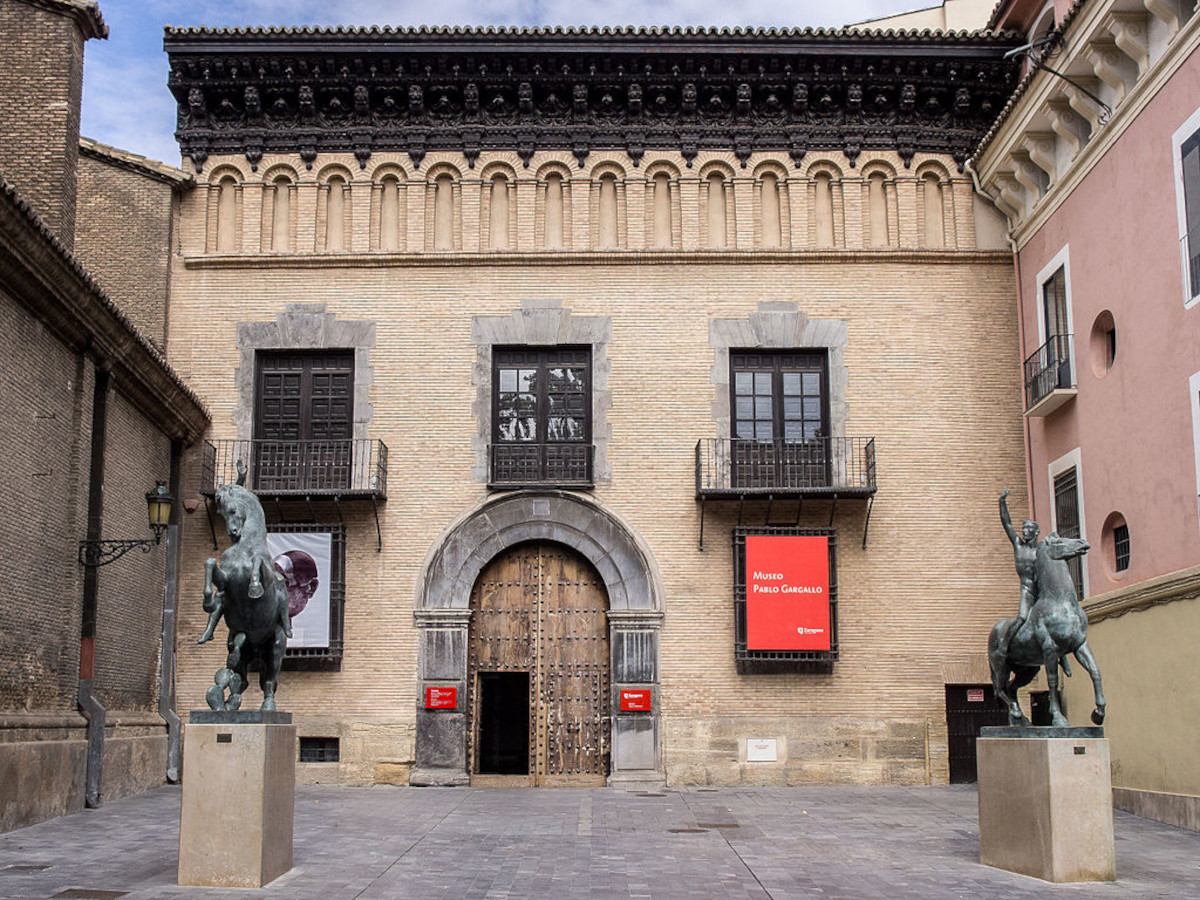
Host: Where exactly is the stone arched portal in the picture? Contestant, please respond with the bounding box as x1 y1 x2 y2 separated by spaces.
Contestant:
411 491 663 787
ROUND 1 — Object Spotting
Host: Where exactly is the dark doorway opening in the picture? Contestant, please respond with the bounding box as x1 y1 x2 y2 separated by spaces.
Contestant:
477 672 530 775
945 684 1009 784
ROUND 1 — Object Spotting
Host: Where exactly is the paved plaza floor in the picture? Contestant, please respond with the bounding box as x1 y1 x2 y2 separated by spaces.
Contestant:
0 784 1197 899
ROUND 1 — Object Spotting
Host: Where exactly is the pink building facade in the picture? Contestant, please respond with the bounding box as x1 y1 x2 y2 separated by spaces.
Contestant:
977 0 1200 830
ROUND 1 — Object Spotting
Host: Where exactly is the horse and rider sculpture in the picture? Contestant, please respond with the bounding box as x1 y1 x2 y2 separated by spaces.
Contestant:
199 460 292 711
990 488 1106 729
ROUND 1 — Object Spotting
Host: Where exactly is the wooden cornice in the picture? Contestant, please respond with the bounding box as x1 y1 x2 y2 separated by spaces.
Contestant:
164 26 1022 174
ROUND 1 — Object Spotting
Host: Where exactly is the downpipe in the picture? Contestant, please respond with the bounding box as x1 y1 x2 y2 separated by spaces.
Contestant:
965 159 1037 521
77 678 105 808
159 522 182 783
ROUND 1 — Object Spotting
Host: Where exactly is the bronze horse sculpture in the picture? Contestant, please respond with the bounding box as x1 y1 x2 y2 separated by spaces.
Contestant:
988 531 1106 728
199 461 291 711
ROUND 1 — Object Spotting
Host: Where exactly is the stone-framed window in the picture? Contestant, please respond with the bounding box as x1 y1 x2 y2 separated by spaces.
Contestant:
233 303 374 443
709 301 849 444
471 301 611 485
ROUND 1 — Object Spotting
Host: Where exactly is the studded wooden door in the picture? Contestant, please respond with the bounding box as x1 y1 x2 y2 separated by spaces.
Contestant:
468 542 610 786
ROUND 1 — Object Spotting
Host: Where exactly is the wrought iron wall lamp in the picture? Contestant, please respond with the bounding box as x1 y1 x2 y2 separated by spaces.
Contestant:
78 480 174 567
1005 31 1113 125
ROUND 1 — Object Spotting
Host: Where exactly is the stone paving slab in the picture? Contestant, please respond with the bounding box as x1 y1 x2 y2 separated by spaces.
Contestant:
0 785 1197 899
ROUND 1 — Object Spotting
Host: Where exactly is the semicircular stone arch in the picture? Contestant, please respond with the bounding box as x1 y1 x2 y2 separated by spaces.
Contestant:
412 490 663 788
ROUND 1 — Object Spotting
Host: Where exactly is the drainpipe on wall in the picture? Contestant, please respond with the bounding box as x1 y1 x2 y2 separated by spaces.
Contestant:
79 368 109 808
159 440 184 782
966 160 1038 522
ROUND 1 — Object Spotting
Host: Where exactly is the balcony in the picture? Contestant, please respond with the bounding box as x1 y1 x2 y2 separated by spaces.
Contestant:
200 439 388 499
489 442 593 489
696 437 876 498
1024 334 1076 417
695 437 877 549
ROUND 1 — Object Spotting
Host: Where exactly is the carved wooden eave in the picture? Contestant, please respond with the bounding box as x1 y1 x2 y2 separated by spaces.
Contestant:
163 25 1022 174
972 0 1199 244
0 177 210 443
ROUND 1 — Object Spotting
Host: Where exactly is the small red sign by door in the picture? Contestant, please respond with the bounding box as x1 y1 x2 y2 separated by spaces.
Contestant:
967 689 985 703
620 689 652 711
425 686 457 710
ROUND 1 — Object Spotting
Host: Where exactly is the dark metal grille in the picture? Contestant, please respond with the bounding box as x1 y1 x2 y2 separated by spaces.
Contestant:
299 737 340 763
200 438 387 498
273 522 346 670
1024 334 1074 411
489 442 593 487
1053 467 1084 602
733 526 838 673
696 437 876 496
1114 523 1130 572
945 685 1008 784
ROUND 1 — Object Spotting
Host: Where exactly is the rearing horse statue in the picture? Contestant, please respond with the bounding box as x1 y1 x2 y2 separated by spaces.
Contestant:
200 461 292 711
988 532 1106 728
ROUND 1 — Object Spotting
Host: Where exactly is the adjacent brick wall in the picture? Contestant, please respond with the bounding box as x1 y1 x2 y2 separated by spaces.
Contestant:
0 293 92 711
92 390 172 712
0 0 88 248
75 155 176 348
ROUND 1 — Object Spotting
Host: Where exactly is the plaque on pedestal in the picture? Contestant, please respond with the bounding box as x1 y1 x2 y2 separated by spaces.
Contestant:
977 727 1115 883
178 711 296 888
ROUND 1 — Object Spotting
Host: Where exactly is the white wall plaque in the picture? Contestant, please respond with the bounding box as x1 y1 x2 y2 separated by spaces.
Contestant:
746 738 778 762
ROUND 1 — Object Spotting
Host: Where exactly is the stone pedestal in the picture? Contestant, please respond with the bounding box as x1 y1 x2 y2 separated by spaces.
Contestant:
977 727 1114 883
178 711 296 888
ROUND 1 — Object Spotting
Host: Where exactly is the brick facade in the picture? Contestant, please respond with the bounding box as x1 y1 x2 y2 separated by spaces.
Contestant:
169 146 1024 787
75 140 190 349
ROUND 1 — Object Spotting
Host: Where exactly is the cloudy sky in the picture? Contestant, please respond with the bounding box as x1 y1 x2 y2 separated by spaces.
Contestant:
80 0 933 166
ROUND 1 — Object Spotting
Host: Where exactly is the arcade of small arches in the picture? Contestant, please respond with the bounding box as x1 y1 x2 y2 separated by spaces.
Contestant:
202 150 986 257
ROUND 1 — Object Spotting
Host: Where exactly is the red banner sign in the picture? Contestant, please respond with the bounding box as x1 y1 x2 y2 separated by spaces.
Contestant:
745 535 831 651
425 686 458 710
620 689 652 711
967 689 985 703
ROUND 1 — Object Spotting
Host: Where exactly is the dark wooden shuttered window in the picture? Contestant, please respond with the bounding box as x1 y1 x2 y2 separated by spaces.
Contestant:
255 351 354 491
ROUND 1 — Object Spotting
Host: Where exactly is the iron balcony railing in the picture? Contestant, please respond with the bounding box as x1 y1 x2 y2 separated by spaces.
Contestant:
1024 334 1074 411
695 437 876 497
200 439 388 498
489 442 594 488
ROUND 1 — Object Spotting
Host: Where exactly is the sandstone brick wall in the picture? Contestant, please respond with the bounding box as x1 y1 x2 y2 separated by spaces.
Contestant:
0 0 89 247
0 292 92 711
92 389 172 712
169 148 1024 786
75 152 179 349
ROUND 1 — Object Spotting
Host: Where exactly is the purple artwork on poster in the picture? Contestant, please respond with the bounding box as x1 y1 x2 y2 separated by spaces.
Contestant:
267 531 332 648
275 550 319 618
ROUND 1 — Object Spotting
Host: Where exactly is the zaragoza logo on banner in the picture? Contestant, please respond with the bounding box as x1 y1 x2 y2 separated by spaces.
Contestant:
745 535 831 651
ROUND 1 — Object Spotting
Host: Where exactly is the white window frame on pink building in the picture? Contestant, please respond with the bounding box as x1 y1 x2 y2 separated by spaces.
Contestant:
1171 105 1200 310
1047 446 1090 599
1189 371 1200 533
